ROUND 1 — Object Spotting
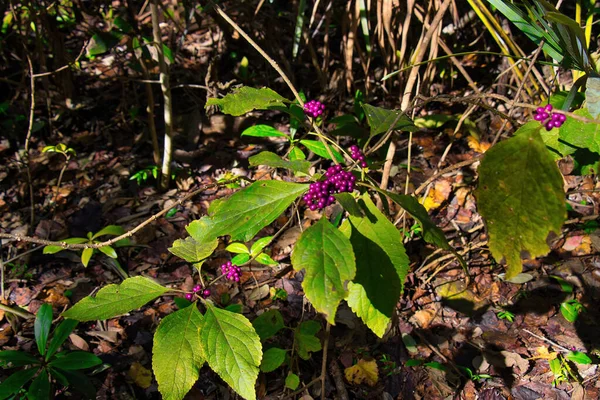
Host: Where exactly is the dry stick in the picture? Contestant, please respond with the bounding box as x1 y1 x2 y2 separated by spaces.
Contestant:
522 329 572 353
414 158 480 196
0 179 241 250
138 52 161 165
320 322 331 400
24 56 36 231
380 0 452 193
0 303 34 320
329 360 350 400
151 0 174 191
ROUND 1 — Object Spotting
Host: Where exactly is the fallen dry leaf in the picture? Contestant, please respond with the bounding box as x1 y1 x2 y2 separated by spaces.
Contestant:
500 351 529 375
69 333 90 351
344 359 379 386
530 346 557 361
422 180 452 211
128 361 152 389
467 136 491 153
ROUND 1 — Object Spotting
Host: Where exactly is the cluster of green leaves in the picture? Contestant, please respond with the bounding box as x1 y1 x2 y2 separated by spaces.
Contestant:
226 236 278 266
42 225 128 268
496 309 515 322
130 165 178 186
550 275 587 323
549 351 592 386
42 143 76 159
0 304 102 400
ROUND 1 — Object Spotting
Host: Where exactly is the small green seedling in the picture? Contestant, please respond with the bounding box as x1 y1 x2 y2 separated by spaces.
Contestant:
42 225 128 267
226 236 278 266
130 165 176 186
497 309 515 322
42 143 76 202
458 366 492 382
0 304 103 399
560 298 585 323
379 353 399 376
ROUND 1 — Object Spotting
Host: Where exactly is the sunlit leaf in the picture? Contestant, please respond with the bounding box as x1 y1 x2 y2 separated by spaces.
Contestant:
249 151 310 175
206 87 287 116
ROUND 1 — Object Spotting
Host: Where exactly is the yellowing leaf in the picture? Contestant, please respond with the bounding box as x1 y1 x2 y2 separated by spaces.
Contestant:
128 362 153 389
467 136 491 153
530 346 558 361
421 180 452 211
344 359 379 386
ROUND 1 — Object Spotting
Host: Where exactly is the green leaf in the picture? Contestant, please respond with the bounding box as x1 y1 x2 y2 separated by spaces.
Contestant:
200 303 262 400
565 351 592 364
252 310 285 340
97 246 117 259
285 373 300 390
231 253 251 265
539 126 577 159
43 238 88 255
48 352 102 370
92 225 125 239
169 236 219 263
299 140 344 163
374 188 450 249
46 320 78 361
250 236 273 256
294 320 322 360
26 369 50 400
196 180 307 242
550 275 574 293
153 304 205 400
35 304 52 357
586 77 600 118
405 359 423 367
249 151 311 175
334 193 363 217
255 253 278 265
260 348 286 372
241 125 288 138
560 301 579 322
340 195 409 338
362 104 416 138
559 108 600 155
81 248 93 267
0 367 38 399
226 243 250 254
206 87 287 116
289 146 306 161
53 369 96 399
475 122 566 279
291 218 356 324
62 276 169 321
0 351 40 367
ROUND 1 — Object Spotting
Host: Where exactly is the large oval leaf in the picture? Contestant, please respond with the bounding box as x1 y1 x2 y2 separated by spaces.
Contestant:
169 236 219 263
476 122 565 279
206 87 287 116
62 276 168 321
249 151 311 175
153 305 205 400
291 218 355 324
200 304 262 400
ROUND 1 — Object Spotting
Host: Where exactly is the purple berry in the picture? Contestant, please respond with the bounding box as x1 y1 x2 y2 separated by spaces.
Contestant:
202 289 211 298
304 100 325 119
185 293 193 301
545 104 553 112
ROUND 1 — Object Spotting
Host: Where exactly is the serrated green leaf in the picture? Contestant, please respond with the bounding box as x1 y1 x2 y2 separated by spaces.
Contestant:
62 276 168 321
27 368 49 400
291 218 355 324
206 87 287 116
169 236 219 263
195 181 307 242
260 348 286 372
252 310 285 341
340 195 409 338
231 253 251 265
285 373 300 390
362 104 416 138
43 238 88 255
97 246 118 259
250 237 273 256
35 304 52 357
294 320 321 360
48 352 102 370
81 248 93 267
153 304 205 400
249 151 310 175
0 367 38 399
559 108 600 155
46 319 78 361
475 122 566 279
255 253 278 265
565 351 592 364
299 139 344 163
374 188 450 249
241 125 288 138
201 303 262 400
226 243 250 254
92 225 125 239
0 351 40 367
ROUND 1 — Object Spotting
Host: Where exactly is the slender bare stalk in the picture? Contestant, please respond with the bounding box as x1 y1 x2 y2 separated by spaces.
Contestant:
25 57 36 231
138 54 161 165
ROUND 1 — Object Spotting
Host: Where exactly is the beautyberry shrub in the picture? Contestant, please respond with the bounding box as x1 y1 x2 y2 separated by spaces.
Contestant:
533 104 566 131
303 165 356 210
304 100 325 118
349 145 367 168
221 261 242 282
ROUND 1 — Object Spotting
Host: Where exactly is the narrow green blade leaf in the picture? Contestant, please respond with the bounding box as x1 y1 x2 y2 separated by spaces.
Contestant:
252 310 285 340
97 246 118 259
241 125 288 138
206 87 287 116
294 320 322 360
48 352 102 370
0 351 40 367
341 195 409 338
62 276 169 321
0 367 38 398
565 351 592 364
250 236 273 256
35 304 53 357
299 140 344 163
260 348 287 372
92 225 125 239
249 151 311 175
255 253 278 265
201 304 262 400
43 238 88 255
153 305 205 400
291 218 356 324
362 104 416 138
81 248 93 267
225 243 250 254
169 236 219 263
559 108 600 155
475 122 566 279
46 319 78 361
27 369 50 400
231 253 251 265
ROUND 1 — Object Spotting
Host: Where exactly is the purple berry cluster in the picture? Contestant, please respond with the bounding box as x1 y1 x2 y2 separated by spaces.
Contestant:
185 285 211 301
534 104 566 131
303 165 356 211
304 100 325 119
349 145 367 168
221 261 241 282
